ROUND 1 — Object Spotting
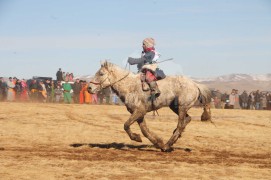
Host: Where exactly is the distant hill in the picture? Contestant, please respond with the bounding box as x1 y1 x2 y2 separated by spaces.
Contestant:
191 74 271 82
75 73 271 93
191 74 271 93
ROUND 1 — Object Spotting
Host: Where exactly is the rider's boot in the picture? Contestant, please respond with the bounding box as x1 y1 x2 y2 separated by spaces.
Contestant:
141 73 150 91
149 81 161 99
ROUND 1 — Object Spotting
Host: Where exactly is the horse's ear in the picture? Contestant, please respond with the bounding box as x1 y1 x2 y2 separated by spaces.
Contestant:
100 60 111 69
100 60 107 67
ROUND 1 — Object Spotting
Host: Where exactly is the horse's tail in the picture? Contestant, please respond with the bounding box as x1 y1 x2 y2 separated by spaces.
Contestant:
197 84 212 121
197 84 212 105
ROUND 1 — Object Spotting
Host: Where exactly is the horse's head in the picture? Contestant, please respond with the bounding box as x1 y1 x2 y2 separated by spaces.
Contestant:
88 61 113 94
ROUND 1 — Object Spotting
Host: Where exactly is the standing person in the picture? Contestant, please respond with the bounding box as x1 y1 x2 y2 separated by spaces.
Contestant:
29 79 39 102
56 81 62 89
62 72 66 82
98 90 104 104
104 87 111 104
12 77 17 101
56 68 63 81
248 92 255 109
50 81 55 102
84 83 92 104
54 85 63 103
69 73 74 82
65 72 70 82
240 90 248 109
0 77 7 101
128 37 163 100
45 79 52 102
20 79 28 101
234 89 241 109
254 90 261 110
79 81 85 104
6 77 15 102
214 90 222 109
72 78 81 103
63 80 72 104
229 89 236 109
267 93 271 110
92 92 98 104
15 79 22 101
210 97 215 109
220 92 228 109
39 81 47 102
261 94 267 110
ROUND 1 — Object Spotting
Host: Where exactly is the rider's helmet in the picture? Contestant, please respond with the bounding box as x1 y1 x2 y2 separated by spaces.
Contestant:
142 38 155 51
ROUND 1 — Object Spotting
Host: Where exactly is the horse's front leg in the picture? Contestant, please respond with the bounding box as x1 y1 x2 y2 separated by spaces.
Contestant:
163 108 191 152
137 117 165 149
124 109 145 142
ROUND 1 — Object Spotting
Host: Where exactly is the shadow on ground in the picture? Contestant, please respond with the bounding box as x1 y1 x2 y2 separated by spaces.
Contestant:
70 142 192 152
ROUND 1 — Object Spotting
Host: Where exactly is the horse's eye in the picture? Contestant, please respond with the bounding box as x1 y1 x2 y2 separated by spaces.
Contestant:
99 71 104 76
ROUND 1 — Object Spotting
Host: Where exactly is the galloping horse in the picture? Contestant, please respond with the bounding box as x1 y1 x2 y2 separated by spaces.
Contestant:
88 61 211 152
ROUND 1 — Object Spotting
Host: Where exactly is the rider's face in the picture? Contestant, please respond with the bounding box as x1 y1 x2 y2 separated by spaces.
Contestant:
142 43 147 51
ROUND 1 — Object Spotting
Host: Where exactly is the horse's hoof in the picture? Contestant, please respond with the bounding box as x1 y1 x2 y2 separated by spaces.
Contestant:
132 133 142 142
201 117 211 121
161 147 174 153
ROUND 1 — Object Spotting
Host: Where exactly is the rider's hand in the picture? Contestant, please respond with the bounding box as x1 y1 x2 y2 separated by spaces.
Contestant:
128 57 133 64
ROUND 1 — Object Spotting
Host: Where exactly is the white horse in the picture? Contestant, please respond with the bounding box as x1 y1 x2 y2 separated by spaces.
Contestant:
88 61 211 152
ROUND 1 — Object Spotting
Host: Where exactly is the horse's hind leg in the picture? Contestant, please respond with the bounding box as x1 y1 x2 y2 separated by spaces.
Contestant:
201 104 211 121
124 109 145 142
137 117 165 149
170 101 191 134
163 107 191 152
169 100 191 124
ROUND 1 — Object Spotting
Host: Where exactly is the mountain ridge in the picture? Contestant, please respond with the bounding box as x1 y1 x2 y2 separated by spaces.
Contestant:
191 73 271 82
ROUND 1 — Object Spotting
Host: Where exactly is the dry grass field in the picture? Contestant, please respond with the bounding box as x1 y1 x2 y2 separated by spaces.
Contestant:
0 102 270 179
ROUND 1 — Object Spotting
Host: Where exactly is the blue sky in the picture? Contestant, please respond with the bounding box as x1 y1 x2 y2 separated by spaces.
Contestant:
0 0 271 79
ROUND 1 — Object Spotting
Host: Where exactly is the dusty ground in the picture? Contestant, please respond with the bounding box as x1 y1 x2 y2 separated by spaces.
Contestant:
0 102 270 179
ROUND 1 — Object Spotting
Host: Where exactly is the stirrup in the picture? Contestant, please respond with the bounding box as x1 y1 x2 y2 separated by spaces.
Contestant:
148 94 156 101
154 89 161 97
148 91 160 101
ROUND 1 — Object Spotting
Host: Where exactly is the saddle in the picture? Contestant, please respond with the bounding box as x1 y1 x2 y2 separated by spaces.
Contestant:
141 64 166 81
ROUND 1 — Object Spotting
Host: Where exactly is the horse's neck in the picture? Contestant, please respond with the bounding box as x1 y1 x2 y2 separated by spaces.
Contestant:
110 70 140 96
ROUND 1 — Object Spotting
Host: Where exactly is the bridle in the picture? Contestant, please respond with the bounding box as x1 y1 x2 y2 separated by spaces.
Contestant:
89 63 130 90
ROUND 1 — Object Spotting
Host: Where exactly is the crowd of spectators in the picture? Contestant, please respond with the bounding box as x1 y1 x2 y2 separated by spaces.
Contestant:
0 68 121 105
0 69 270 110
211 89 271 110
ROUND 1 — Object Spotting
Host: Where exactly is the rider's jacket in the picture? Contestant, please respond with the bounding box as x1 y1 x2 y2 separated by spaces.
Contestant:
128 50 160 72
